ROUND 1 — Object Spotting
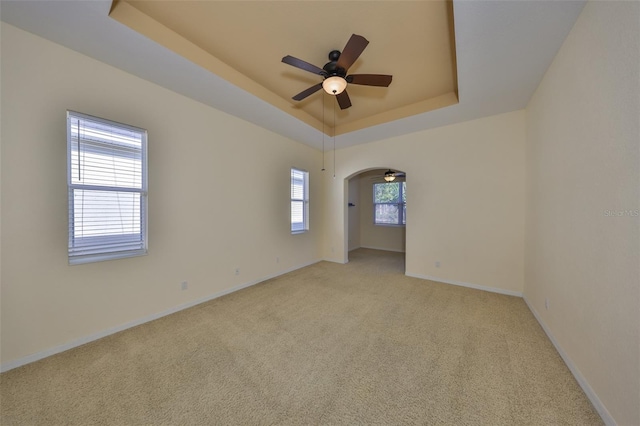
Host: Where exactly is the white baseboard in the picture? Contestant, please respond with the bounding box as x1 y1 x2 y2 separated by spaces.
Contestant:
359 245 406 253
407 274 611 424
0 259 321 373
321 257 348 264
404 272 523 297
523 296 615 426
0 262 614 426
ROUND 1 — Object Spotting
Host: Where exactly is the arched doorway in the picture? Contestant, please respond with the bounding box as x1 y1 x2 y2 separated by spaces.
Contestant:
346 168 407 264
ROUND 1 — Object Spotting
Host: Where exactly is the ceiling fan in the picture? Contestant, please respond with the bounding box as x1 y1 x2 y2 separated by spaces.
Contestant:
369 169 406 182
281 34 392 110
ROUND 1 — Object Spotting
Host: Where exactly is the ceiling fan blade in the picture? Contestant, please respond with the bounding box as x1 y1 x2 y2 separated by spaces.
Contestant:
292 83 323 101
347 74 392 87
336 90 352 110
282 55 326 76
336 34 369 71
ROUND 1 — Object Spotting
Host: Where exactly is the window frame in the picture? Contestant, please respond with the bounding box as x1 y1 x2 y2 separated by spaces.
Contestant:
373 181 406 227
67 110 148 265
290 167 309 234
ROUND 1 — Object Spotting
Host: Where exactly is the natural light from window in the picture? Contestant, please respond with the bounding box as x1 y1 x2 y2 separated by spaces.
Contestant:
291 168 309 233
373 181 406 226
67 111 148 264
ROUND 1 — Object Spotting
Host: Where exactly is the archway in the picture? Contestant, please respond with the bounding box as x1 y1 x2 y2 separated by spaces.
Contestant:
346 167 407 265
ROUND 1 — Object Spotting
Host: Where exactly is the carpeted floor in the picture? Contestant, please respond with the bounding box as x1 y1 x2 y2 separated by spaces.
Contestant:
0 249 602 425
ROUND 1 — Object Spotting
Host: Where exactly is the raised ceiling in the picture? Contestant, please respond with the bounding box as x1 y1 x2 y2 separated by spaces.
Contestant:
0 1 587 150
110 0 458 136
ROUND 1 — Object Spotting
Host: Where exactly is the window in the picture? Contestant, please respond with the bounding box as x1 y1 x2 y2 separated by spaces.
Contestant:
291 168 309 233
373 181 406 225
67 111 148 264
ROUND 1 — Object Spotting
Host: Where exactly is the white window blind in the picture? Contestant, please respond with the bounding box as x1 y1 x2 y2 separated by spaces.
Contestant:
291 168 309 233
67 111 148 264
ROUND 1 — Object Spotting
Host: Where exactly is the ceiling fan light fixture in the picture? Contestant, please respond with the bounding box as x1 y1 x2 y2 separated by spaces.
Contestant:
283 34 391 109
322 76 347 95
384 169 396 182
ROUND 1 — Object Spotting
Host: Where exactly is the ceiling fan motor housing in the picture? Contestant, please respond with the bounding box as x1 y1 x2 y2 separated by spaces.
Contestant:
323 55 346 78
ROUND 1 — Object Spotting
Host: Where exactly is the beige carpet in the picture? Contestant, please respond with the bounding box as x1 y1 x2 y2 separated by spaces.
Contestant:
1 249 602 425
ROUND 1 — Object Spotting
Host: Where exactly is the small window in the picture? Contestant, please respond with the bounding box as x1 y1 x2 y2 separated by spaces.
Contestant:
373 181 406 226
291 168 309 233
67 111 148 264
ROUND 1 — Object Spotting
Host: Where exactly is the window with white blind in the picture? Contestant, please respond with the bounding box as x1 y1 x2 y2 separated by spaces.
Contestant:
67 111 148 264
291 168 309 233
373 181 406 226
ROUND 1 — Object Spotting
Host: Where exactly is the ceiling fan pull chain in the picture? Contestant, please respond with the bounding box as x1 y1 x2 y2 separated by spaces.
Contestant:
333 100 336 179
322 93 325 171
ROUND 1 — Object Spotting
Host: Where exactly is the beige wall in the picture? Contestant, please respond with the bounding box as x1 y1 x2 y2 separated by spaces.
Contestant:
524 2 639 425
347 175 360 251
323 110 526 295
0 24 322 366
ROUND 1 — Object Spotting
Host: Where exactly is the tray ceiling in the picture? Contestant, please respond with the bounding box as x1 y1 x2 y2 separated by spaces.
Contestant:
1 1 587 150
110 0 458 136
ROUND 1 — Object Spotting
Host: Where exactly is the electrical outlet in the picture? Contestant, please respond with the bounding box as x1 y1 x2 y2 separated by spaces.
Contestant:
235 268 240 276
180 281 188 291
276 256 280 263
435 261 441 268
545 298 550 310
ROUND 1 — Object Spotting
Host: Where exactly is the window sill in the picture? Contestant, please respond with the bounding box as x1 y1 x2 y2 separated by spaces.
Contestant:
69 249 147 265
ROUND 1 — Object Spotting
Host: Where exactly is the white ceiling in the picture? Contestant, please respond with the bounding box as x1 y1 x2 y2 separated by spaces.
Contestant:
0 0 586 151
